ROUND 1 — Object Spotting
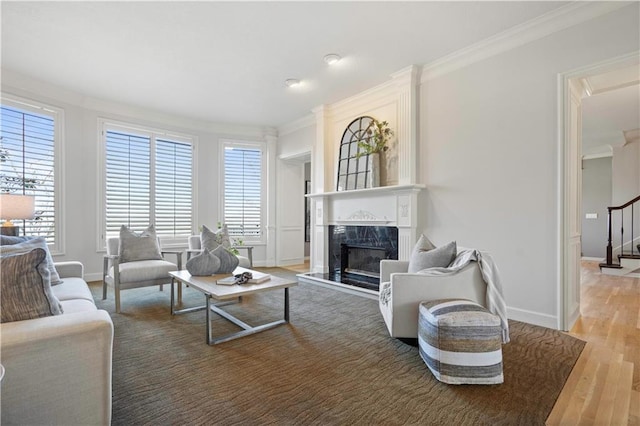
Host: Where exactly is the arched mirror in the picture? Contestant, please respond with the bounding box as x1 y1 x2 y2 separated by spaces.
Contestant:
336 116 375 191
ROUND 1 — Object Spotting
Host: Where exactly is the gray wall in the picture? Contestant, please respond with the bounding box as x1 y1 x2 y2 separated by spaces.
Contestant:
582 157 612 258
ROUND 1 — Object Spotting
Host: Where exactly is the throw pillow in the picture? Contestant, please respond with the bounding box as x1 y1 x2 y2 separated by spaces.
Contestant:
408 240 457 273
185 249 221 276
0 236 63 285
118 225 163 263
407 234 436 273
1 248 64 323
212 245 239 274
200 224 231 252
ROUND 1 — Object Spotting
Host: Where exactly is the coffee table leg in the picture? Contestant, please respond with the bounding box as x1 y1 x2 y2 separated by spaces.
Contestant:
170 278 175 315
284 287 290 322
205 294 211 345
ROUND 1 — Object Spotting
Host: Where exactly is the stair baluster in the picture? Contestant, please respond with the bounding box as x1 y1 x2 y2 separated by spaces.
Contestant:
600 194 640 270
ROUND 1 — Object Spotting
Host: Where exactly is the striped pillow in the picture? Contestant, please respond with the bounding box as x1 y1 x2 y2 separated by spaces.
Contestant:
418 299 503 385
1 248 64 323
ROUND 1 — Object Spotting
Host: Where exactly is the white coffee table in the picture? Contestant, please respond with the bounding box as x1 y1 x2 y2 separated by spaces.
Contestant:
169 268 297 345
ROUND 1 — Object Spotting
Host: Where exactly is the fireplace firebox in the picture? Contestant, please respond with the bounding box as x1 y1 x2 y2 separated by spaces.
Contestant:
324 225 398 291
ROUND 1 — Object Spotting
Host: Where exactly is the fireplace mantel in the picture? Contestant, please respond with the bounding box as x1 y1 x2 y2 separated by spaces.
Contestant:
309 183 425 274
306 184 425 200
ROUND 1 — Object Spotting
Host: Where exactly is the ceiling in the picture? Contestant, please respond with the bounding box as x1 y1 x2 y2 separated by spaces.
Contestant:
582 64 640 156
1 1 571 128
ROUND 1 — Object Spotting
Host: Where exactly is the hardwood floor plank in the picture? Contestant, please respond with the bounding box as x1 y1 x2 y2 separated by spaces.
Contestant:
547 261 638 424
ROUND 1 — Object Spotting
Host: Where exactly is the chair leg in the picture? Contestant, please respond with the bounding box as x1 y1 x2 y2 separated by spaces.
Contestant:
177 281 182 305
115 282 121 314
159 284 164 292
102 279 107 300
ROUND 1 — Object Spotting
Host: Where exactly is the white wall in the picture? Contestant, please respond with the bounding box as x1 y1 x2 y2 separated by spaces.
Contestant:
2 71 273 280
274 123 315 265
420 4 639 327
581 157 612 258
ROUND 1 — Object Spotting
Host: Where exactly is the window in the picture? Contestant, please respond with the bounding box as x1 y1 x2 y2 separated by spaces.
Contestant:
101 121 194 245
0 97 62 250
222 141 264 242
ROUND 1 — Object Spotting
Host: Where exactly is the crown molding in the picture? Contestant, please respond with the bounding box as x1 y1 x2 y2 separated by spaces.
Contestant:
420 1 631 83
278 113 315 137
1 68 270 138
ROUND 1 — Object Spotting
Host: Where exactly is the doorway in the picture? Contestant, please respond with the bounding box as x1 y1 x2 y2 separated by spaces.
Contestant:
559 52 640 331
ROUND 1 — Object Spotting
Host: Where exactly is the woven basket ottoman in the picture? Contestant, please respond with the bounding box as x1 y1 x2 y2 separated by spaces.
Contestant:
418 299 504 385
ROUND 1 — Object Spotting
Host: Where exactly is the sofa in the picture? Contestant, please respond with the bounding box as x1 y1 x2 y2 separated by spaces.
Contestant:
0 261 114 425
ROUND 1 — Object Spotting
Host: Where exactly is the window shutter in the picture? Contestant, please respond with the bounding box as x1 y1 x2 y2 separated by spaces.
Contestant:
0 106 56 244
224 146 262 238
155 139 192 238
105 130 151 237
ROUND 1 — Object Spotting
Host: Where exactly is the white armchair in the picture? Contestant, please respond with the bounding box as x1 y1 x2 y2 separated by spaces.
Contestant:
379 259 487 338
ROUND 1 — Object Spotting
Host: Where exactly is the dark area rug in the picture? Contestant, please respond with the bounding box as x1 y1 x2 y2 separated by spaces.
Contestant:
91 268 584 425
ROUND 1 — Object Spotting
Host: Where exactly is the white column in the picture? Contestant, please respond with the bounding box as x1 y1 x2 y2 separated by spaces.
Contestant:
264 131 278 267
391 65 420 185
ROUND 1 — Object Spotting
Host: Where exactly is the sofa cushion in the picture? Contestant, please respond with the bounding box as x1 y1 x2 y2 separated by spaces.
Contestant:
1 248 64 323
59 298 98 315
52 277 95 302
408 240 457 273
109 259 176 283
118 225 163 263
0 236 63 285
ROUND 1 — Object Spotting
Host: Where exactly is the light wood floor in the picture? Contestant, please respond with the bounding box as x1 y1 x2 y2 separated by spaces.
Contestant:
284 260 640 424
546 261 639 425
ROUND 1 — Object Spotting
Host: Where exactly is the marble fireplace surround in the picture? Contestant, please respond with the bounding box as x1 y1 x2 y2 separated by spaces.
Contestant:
303 184 425 296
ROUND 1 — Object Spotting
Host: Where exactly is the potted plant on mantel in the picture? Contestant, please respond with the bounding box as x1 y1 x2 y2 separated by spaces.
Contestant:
356 119 394 188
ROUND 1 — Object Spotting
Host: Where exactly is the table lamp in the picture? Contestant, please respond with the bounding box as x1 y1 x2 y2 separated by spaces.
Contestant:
0 194 36 236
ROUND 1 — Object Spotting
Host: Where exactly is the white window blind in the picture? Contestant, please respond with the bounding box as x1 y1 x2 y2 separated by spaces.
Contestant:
105 130 151 235
0 105 56 244
155 139 192 238
223 145 262 239
103 124 193 241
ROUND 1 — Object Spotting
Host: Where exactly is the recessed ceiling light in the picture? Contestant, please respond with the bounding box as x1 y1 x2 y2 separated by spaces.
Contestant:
323 53 341 65
285 78 301 88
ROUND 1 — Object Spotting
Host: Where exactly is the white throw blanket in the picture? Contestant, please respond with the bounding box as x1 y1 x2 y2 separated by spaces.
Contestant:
417 249 510 343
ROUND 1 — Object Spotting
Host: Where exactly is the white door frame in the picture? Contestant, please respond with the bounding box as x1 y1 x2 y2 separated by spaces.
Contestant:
557 51 639 331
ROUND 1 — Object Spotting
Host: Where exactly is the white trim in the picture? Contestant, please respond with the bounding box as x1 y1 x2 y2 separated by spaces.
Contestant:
219 138 268 245
96 118 197 250
557 51 640 331
581 256 604 262
278 114 315 137
421 2 630 83
0 92 65 255
507 306 558 329
583 152 613 160
1 69 274 138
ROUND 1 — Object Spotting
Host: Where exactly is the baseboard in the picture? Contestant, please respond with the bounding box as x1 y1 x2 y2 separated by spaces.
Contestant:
581 256 604 261
507 306 558 329
85 272 103 283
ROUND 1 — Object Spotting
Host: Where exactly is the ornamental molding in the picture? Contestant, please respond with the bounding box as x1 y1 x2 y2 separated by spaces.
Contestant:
336 210 390 225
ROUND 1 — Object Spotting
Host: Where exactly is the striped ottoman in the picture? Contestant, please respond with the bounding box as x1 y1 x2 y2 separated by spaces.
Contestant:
418 299 503 385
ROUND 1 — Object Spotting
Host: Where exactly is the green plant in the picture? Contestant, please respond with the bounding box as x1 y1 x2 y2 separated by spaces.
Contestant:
356 119 393 158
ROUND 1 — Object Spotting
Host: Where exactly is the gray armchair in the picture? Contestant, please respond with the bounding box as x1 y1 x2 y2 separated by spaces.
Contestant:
102 237 183 313
378 260 487 338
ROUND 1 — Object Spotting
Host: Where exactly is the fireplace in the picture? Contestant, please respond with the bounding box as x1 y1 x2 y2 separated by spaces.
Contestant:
324 225 398 291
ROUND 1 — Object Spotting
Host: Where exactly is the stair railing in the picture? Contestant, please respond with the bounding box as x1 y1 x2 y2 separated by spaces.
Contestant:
603 194 640 267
